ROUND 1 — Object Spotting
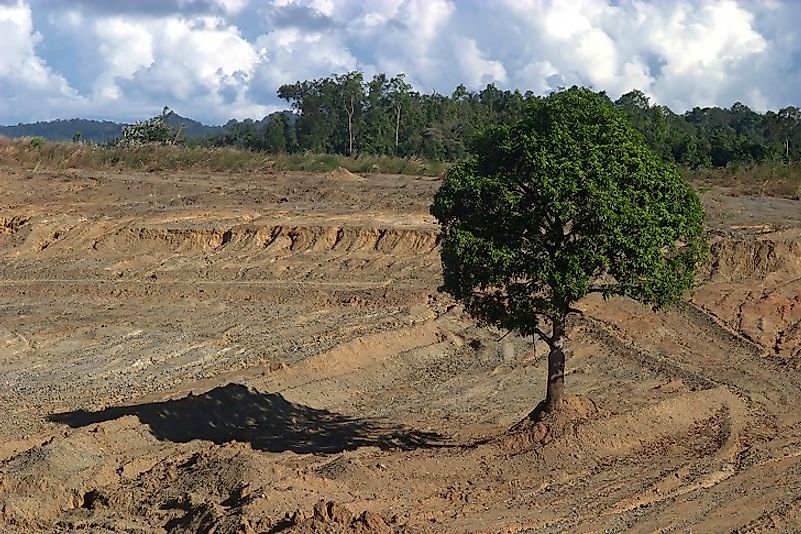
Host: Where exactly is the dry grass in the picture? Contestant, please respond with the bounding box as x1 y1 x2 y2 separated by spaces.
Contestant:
0 136 449 176
5 136 798 194
687 162 801 199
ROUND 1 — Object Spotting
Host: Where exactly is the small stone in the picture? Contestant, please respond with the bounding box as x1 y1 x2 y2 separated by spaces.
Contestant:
327 501 352 524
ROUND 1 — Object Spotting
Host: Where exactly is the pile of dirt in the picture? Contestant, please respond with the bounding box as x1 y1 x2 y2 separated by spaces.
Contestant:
499 395 602 452
324 167 365 182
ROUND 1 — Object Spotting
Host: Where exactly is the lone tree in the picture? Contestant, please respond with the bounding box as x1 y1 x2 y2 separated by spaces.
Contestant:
116 107 182 147
431 87 707 415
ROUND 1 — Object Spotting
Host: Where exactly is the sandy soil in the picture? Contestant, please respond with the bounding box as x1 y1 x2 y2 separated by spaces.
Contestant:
2 166 801 533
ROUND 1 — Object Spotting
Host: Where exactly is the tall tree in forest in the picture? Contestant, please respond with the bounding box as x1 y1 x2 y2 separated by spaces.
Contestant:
334 72 365 155
388 74 413 154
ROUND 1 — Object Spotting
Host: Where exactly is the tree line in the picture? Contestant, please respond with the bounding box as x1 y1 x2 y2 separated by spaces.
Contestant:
211 72 801 168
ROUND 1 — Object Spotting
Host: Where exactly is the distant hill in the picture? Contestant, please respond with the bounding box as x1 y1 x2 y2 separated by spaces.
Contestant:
0 118 124 143
0 113 226 143
163 113 224 140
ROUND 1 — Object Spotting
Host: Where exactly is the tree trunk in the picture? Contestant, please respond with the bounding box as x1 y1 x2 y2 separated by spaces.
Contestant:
347 109 353 156
346 95 355 156
394 105 401 152
545 315 566 413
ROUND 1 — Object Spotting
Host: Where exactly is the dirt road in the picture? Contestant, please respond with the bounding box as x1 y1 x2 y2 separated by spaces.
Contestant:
2 166 801 532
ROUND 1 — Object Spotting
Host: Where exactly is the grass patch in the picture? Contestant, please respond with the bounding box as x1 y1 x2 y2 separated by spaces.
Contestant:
685 161 801 199
4 137 800 195
0 136 448 176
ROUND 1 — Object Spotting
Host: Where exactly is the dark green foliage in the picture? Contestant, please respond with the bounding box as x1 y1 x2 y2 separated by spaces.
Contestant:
431 87 708 338
114 109 183 147
615 94 801 168
270 73 801 167
263 113 288 153
276 72 526 160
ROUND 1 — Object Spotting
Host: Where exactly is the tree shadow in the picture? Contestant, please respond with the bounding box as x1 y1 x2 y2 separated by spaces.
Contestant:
48 383 447 454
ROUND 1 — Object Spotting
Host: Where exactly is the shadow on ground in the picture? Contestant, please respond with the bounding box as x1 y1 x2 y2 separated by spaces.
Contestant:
48 383 447 454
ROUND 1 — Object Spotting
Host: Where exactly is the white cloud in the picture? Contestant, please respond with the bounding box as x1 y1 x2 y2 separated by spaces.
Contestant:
0 1 72 90
455 38 508 88
0 0 81 120
497 0 776 110
633 1 768 109
0 0 799 124
518 60 560 94
75 12 268 121
253 26 359 97
209 0 249 14
94 18 155 99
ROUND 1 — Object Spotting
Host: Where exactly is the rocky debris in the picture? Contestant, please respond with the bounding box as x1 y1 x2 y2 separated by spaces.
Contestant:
274 501 392 534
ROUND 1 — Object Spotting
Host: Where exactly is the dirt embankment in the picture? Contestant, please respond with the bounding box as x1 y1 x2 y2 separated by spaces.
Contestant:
3 170 801 532
695 229 801 361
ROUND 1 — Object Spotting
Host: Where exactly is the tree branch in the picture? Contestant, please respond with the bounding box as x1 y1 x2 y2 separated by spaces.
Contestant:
588 284 620 294
533 326 553 346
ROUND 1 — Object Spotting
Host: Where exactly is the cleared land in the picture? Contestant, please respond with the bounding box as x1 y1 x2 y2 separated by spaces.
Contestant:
2 165 801 532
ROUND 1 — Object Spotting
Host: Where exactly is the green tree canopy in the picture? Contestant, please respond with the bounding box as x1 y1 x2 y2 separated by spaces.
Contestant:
431 87 707 414
115 108 182 147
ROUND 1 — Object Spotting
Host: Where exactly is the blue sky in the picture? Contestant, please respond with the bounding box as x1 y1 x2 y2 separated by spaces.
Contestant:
1 0 799 125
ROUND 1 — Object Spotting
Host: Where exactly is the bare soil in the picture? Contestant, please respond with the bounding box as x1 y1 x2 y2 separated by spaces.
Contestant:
2 167 801 532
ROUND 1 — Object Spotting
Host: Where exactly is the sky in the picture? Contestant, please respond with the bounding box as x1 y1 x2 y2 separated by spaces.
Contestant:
0 0 799 125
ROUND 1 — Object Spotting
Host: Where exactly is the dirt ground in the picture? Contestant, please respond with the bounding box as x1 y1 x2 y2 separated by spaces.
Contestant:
2 165 801 533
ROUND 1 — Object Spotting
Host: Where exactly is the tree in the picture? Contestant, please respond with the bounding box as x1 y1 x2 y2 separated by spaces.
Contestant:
388 74 413 153
116 107 182 147
615 91 674 162
263 112 289 153
362 73 395 154
278 78 339 153
334 72 365 155
772 106 801 161
431 87 707 415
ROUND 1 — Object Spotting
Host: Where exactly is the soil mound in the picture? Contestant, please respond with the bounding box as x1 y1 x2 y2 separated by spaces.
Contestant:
500 395 601 452
325 167 364 182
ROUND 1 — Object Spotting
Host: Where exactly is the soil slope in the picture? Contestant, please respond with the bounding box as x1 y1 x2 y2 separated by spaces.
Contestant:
2 168 801 533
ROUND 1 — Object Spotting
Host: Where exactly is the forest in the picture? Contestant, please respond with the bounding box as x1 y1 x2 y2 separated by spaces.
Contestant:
214 72 801 168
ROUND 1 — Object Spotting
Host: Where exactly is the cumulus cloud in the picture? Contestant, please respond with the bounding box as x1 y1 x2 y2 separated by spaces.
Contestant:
94 16 265 106
41 4 270 122
498 0 771 109
0 0 799 124
454 38 508 88
0 0 80 119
